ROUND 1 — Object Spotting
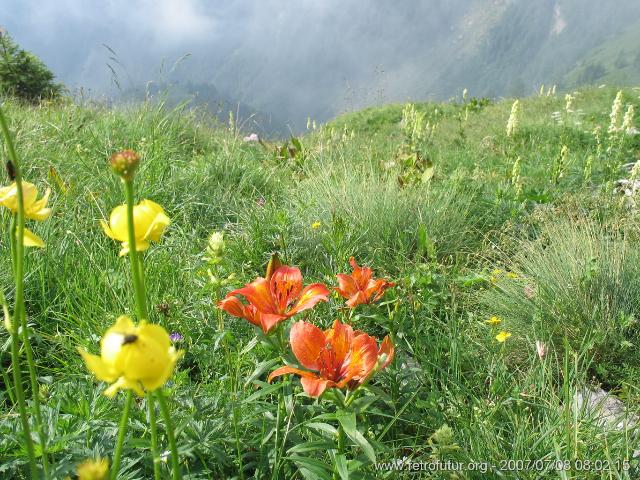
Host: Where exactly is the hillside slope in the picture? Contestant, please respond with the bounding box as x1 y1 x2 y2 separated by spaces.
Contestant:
1 87 640 477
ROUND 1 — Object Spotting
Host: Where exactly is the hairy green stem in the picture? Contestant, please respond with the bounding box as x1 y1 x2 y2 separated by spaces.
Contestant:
111 390 134 480
148 394 162 480
1 105 48 479
156 389 180 480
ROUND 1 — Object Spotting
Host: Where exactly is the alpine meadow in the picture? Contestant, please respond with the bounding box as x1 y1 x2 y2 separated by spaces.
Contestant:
2 2 640 480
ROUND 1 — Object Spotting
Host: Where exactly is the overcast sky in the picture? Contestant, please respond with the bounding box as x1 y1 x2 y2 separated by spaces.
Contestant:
5 1 639 131
3 0 472 127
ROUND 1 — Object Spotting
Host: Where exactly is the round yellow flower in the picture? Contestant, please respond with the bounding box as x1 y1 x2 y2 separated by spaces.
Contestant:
78 316 182 397
0 181 52 220
76 457 109 480
101 200 170 256
495 331 512 343
311 221 321 229
485 316 502 326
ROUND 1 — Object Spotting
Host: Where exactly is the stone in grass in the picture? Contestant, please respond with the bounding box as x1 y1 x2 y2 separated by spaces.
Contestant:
573 387 639 458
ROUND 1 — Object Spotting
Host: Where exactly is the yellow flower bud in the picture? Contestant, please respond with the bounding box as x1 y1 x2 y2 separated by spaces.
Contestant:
205 231 225 264
78 316 182 397
101 200 170 256
109 150 140 180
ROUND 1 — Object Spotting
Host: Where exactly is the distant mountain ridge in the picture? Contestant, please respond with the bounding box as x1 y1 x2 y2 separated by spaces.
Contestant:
206 0 640 131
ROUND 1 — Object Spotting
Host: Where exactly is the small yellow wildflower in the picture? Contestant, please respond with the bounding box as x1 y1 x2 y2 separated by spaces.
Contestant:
101 200 170 256
496 331 512 343
485 316 502 326
490 268 503 284
76 457 109 480
506 272 518 279
311 221 321 229
78 316 183 397
0 181 52 248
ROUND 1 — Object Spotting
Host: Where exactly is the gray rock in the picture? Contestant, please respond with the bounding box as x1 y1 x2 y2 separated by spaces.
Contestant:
573 387 639 457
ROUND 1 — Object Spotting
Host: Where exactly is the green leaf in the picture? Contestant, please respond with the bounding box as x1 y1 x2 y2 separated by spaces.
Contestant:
349 394 379 414
291 136 303 152
335 454 349 480
288 440 336 454
290 455 333 480
336 410 376 463
421 159 434 183
305 422 338 437
244 358 279 387
242 382 281 403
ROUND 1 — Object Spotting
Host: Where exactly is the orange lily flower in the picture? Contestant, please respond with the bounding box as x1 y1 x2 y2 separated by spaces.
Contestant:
336 257 395 308
218 264 329 333
268 319 394 398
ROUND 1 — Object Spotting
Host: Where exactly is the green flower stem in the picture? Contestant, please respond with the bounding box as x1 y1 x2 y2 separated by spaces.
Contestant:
156 389 181 480
10 217 51 479
1 106 48 479
232 395 245 480
333 424 346 480
111 390 134 480
148 394 162 480
0 292 14 403
7 304 37 479
122 179 148 320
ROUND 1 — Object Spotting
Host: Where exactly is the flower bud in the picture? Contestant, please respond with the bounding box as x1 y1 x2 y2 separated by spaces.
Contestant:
265 252 282 280
109 150 140 180
206 231 225 264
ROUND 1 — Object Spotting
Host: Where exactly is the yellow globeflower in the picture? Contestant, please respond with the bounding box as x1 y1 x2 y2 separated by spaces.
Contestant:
485 316 502 326
76 457 109 480
78 316 182 397
0 181 52 220
101 200 170 256
311 221 321 229
0 181 52 248
495 331 512 343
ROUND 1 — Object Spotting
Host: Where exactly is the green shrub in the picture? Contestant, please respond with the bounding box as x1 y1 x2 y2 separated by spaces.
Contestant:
0 30 62 102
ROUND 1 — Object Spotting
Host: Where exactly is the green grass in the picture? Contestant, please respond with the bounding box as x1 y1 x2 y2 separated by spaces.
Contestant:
1 86 640 479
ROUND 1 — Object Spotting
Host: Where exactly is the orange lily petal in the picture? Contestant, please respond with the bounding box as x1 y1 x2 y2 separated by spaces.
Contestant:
324 320 353 369
300 377 336 398
268 365 318 383
270 266 303 313
346 333 379 383
370 280 395 302
336 273 358 299
229 278 277 314
288 282 330 316
218 296 261 328
260 313 287 333
290 320 326 370
349 257 373 290
378 335 395 370
346 291 369 308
